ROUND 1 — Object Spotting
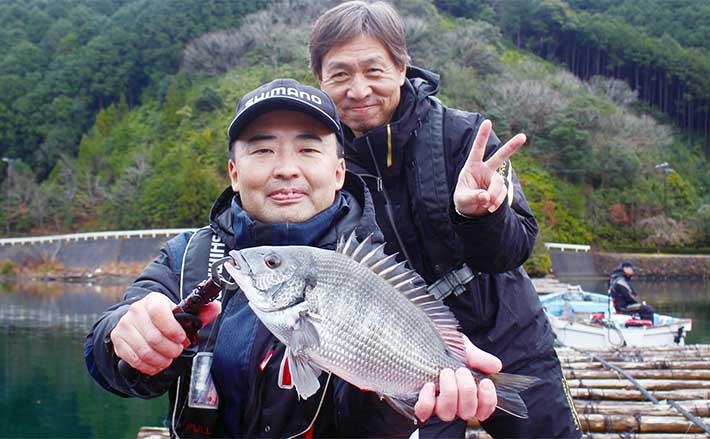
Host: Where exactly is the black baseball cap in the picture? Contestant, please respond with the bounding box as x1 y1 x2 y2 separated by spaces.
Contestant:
227 78 343 147
621 261 637 269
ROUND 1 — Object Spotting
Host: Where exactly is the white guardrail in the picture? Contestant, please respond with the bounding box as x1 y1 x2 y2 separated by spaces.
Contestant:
0 228 198 246
544 242 591 252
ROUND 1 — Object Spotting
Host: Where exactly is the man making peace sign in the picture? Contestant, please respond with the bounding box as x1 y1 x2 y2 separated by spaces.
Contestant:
310 2 581 438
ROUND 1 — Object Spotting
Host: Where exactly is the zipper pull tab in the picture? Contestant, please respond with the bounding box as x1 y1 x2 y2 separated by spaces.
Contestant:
376 177 383 192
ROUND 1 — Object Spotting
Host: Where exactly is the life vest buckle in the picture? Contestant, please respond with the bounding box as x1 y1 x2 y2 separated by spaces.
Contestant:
427 263 476 301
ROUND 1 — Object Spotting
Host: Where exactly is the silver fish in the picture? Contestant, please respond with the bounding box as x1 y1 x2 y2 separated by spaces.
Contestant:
223 234 539 421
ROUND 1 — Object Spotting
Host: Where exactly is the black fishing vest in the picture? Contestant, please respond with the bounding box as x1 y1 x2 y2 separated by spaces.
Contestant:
169 226 228 439
347 97 472 295
405 96 464 275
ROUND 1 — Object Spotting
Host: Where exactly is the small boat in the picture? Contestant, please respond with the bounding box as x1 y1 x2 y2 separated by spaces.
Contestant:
539 288 692 349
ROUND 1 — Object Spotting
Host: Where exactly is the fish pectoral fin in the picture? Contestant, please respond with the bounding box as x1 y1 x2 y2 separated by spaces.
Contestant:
286 347 322 400
292 311 320 352
382 394 418 425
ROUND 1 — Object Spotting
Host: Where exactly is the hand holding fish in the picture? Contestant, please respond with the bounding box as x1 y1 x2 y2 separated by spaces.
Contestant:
414 336 501 422
453 119 526 216
110 292 221 376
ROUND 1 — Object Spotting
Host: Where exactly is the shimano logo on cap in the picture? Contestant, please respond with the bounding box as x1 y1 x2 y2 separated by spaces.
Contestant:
244 87 323 108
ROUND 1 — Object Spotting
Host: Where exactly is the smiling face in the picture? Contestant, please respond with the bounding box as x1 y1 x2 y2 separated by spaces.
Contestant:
318 34 407 137
229 110 346 223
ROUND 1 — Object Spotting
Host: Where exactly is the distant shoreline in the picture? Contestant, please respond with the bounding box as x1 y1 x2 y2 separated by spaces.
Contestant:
2 233 708 282
2 251 708 284
591 251 710 279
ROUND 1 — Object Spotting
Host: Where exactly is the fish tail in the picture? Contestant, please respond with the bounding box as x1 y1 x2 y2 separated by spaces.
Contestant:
487 372 541 419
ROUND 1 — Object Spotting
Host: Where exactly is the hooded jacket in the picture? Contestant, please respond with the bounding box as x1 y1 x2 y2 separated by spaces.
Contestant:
84 173 414 438
609 265 639 312
343 66 548 367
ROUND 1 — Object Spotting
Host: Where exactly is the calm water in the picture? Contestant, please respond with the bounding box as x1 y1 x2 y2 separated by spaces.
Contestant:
1 277 708 438
0 281 166 439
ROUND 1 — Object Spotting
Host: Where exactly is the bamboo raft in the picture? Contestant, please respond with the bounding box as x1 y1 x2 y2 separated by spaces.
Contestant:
469 344 710 438
137 344 710 438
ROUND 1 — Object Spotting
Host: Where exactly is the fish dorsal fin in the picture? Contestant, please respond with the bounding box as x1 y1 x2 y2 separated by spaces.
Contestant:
336 232 466 362
400 284 466 362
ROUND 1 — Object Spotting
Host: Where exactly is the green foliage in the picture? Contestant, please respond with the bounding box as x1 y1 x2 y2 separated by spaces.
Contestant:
138 145 221 227
0 0 269 178
516 155 592 245
0 0 707 259
0 261 15 275
689 204 710 246
193 88 224 113
524 239 552 277
566 0 710 51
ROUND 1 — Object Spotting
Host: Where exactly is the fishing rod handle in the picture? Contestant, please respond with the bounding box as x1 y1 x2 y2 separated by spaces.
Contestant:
117 279 223 381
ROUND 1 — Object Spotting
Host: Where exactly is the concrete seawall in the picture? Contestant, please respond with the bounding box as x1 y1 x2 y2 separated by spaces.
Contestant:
549 249 710 279
3 233 708 279
0 234 179 270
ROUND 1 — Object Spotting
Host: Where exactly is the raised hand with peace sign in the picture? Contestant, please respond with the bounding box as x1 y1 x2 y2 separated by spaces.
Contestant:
453 120 527 218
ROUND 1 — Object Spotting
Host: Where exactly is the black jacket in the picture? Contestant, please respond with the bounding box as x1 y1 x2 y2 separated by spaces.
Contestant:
609 268 639 311
84 173 415 438
343 66 548 367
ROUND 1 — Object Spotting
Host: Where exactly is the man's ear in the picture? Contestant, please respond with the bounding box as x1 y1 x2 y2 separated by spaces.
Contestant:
335 158 346 190
397 64 407 87
317 72 324 87
228 159 240 192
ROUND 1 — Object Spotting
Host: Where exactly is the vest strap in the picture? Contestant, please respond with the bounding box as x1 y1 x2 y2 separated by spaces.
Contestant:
427 263 476 301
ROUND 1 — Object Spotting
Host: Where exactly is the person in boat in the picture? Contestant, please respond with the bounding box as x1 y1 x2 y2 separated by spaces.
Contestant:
609 262 655 322
84 78 501 438
309 1 581 438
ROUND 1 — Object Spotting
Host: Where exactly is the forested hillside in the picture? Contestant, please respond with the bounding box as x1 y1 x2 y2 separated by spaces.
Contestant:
1 0 708 272
438 0 710 151
0 0 267 178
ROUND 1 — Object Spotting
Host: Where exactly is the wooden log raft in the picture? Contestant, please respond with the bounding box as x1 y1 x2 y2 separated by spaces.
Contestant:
557 348 710 364
469 345 710 437
575 400 710 417
579 435 710 439
565 369 710 380
570 387 710 401
465 431 710 439
559 361 710 370
577 413 709 433
567 379 710 390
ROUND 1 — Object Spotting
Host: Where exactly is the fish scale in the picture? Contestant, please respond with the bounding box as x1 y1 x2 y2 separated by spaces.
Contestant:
225 234 541 420
303 249 457 396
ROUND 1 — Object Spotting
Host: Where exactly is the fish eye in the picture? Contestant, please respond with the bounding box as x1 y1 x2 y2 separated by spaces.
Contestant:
264 254 281 269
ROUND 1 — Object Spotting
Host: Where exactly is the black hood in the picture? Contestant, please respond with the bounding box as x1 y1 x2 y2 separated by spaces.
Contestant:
610 262 635 280
406 65 440 101
344 65 440 176
207 171 382 251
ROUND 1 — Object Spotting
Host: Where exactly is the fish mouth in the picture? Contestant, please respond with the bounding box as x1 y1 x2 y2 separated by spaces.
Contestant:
228 250 248 272
224 251 252 287
224 250 301 313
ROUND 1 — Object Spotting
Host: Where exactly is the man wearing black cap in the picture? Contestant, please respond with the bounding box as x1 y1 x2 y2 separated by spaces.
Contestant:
609 262 655 321
85 78 500 438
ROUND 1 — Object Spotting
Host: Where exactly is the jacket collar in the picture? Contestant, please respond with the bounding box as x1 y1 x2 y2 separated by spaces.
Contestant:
229 193 347 249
